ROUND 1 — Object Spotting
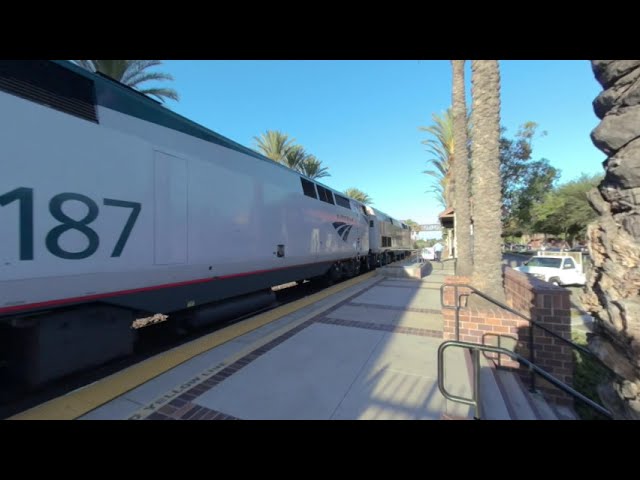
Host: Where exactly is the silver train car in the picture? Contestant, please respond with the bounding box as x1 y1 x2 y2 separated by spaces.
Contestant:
0 60 412 386
368 207 413 265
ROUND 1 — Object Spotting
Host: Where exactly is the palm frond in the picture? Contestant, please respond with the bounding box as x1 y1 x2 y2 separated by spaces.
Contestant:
299 155 330 179
253 130 295 163
419 108 458 209
73 60 96 71
120 60 164 84
73 60 179 103
138 87 180 102
344 188 372 205
284 145 307 170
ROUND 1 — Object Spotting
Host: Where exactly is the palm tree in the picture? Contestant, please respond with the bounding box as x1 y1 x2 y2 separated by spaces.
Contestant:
419 109 455 208
253 130 294 163
451 60 473 276
470 60 504 301
299 155 330 179
344 188 373 205
73 60 179 103
284 145 307 170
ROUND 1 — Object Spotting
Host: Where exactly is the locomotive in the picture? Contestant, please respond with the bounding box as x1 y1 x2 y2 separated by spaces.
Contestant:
0 60 412 387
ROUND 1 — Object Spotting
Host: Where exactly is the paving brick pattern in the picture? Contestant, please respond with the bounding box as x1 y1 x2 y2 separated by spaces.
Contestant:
136 277 444 420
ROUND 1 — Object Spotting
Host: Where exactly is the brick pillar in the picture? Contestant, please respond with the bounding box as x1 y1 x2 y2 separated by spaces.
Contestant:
442 269 574 407
504 268 573 405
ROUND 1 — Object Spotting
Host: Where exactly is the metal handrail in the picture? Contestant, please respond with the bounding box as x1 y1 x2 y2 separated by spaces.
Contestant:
437 340 613 419
439 283 617 380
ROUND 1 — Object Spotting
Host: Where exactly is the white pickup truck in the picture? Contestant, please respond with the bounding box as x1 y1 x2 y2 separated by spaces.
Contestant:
514 254 586 287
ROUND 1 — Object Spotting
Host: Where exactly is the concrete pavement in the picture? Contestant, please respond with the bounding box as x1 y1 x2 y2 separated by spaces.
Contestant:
77 260 472 420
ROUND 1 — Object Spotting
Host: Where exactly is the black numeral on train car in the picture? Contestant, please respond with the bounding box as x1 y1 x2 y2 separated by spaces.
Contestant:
1 187 141 260
0 187 34 260
46 193 100 260
103 199 142 257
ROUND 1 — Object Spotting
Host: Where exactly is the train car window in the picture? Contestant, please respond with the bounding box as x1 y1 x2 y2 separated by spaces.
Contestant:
300 178 318 199
317 186 326 203
335 194 351 209
316 186 325 202
316 185 335 205
0 60 98 123
369 220 374 227
325 190 335 205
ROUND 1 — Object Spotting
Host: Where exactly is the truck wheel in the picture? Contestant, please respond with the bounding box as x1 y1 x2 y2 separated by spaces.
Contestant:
549 277 561 287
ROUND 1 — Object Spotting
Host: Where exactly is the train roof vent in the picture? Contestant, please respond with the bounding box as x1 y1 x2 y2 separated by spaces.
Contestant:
0 60 98 123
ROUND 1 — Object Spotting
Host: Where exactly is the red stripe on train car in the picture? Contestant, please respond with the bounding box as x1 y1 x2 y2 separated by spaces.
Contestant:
0 260 335 315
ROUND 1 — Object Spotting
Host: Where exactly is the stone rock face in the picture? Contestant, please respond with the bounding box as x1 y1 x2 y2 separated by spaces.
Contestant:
592 60 640 88
603 138 640 188
586 60 640 420
593 66 640 119
591 107 640 155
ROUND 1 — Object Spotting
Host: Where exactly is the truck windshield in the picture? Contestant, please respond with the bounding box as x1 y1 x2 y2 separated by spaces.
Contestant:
526 257 562 268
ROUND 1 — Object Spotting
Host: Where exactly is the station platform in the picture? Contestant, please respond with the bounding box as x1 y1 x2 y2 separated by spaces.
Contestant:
13 260 473 420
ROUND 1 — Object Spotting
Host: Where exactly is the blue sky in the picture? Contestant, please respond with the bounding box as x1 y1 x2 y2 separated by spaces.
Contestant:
159 60 605 230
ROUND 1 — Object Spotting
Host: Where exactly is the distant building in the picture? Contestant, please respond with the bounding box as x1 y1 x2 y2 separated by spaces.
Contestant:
438 207 455 258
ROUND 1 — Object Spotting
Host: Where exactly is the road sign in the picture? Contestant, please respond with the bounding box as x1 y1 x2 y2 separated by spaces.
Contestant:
419 224 442 231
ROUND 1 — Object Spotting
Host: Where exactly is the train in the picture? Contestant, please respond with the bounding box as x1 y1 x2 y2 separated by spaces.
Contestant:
0 60 413 387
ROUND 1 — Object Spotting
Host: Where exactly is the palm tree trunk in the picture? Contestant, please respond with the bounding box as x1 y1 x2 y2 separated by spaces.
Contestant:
470 60 504 301
451 60 473 276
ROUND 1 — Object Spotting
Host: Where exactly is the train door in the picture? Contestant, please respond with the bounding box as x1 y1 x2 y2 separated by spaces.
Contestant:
153 150 188 265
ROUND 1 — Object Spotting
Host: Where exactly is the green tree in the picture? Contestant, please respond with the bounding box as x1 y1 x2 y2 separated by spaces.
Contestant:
253 130 295 163
531 173 602 243
505 160 559 237
451 60 474 276
253 130 330 179
470 60 504 301
404 219 420 231
283 144 307 170
421 116 556 240
73 60 179 103
414 239 428 249
499 122 558 236
298 154 330 179
404 219 421 239
344 188 373 205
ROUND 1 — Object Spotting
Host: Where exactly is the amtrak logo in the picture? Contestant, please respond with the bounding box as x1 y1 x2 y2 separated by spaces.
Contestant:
332 222 353 242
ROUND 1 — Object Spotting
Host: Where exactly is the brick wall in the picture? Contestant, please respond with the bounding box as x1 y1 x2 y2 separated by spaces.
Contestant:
441 268 573 406
504 268 573 405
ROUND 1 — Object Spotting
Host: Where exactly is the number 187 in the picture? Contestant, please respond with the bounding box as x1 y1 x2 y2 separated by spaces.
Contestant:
0 187 141 260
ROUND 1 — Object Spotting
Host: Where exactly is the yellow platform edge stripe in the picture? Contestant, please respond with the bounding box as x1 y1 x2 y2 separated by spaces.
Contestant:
10 271 377 420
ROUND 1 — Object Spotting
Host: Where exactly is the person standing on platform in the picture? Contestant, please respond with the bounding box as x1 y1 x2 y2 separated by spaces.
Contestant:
433 241 444 262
